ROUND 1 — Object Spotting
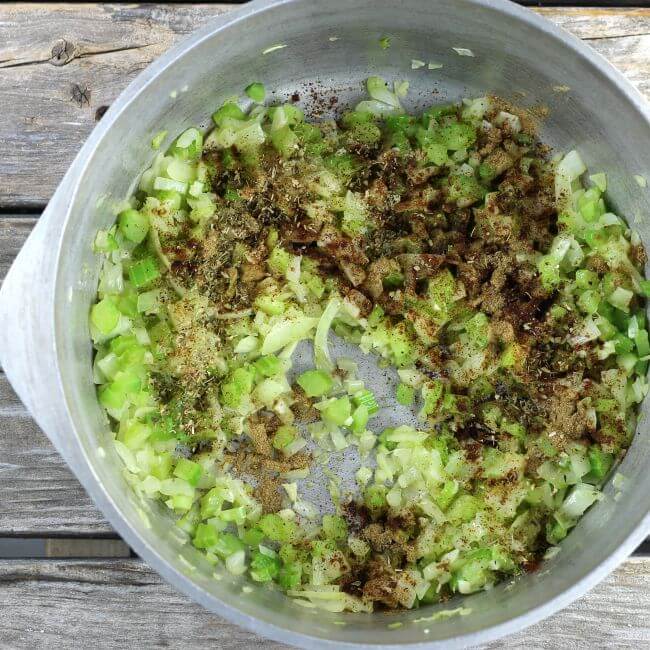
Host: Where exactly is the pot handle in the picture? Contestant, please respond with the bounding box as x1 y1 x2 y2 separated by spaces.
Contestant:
0 174 75 443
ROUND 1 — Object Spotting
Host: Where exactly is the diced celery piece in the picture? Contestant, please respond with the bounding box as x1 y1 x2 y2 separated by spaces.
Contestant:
278 562 302 590
270 125 298 158
254 355 280 377
268 247 291 275
273 425 297 450
128 257 160 288
120 420 152 450
590 173 607 192
151 130 168 150
254 294 286 316
250 550 281 582
364 484 387 509
420 380 444 417
297 369 333 397
439 122 476 150
173 458 203 487
425 143 448 166
322 396 352 426
118 208 149 244
465 312 489 349
587 447 613 481
352 389 379 414
221 366 255 407
241 527 265 547
322 514 348 541
245 82 266 103
259 513 298 543
213 533 246 558
576 269 599 290
368 305 384 328
435 480 459 510
635 329 650 356
212 102 245 126
351 404 369 434
607 287 633 313
382 271 404 290
91 298 121 334
447 494 480 523
193 522 220 549
447 173 485 206
396 383 415 405
578 289 600 315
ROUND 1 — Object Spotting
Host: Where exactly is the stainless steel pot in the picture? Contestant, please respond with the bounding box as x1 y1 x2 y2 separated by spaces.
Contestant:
1 0 649 647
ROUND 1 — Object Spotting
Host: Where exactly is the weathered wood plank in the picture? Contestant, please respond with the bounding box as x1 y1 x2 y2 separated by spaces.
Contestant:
0 217 36 281
0 216 114 534
0 371 114 535
0 5 648 207
0 556 647 649
538 7 650 101
0 3 235 209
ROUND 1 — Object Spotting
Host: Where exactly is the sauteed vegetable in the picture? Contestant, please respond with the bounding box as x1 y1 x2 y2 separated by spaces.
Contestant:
91 78 648 612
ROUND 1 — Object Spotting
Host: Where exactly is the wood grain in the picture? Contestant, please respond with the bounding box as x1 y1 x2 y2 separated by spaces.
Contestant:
0 556 647 650
0 370 113 535
0 216 114 534
0 5 649 207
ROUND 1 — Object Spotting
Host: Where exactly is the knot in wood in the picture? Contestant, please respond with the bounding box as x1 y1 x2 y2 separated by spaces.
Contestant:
50 39 75 66
71 83 91 107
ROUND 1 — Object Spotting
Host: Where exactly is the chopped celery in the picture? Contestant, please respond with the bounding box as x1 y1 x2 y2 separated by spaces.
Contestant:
396 383 415 406
315 296 341 371
352 389 379 415
193 523 220 549
322 396 352 426
587 447 613 481
91 78 647 610
259 514 298 543
118 208 149 244
212 102 246 126
273 425 297 450
245 82 266 103
364 484 387 510
278 562 302 590
270 125 298 158
254 355 281 377
322 514 348 541
151 130 168 150
173 458 203 486
268 247 291 275
221 367 255 407
91 298 121 334
351 404 369 434
250 550 281 582
128 258 160 288
297 369 333 397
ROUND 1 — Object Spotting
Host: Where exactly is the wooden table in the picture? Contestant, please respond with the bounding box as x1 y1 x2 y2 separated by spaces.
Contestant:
0 3 649 648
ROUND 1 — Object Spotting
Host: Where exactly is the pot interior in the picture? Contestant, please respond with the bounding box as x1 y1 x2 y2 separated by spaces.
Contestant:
53 0 650 646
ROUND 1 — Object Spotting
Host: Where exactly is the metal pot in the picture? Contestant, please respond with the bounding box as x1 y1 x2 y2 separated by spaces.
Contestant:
1 0 649 647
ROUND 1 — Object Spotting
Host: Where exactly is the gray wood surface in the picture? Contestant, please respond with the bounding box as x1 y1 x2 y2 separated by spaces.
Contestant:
0 5 648 207
0 557 648 650
0 217 113 535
